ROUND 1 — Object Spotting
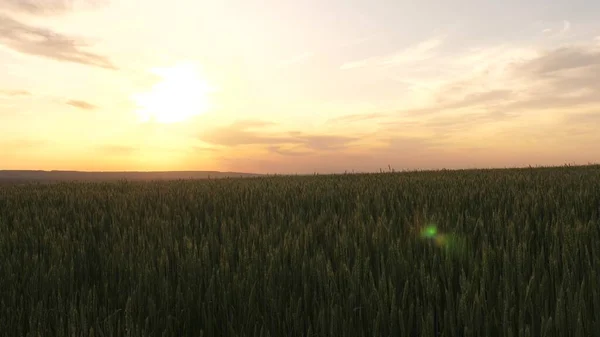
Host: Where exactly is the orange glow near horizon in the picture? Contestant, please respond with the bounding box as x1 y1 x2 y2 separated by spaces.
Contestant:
0 1 599 173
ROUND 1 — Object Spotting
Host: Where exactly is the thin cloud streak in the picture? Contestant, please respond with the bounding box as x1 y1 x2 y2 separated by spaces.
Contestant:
0 0 107 16
340 36 443 70
329 42 600 152
66 99 96 110
0 14 116 69
0 89 31 97
199 120 360 152
560 20 571 35
276 33 381 70
326 112 387 124
0 0 72 15
380 37 443 66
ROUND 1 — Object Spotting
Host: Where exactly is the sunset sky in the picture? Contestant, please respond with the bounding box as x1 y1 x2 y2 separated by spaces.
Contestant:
1 0 599 173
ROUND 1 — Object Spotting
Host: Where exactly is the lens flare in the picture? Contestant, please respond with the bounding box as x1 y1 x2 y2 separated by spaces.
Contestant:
434 234 447 247
419 224 467 257
421 225 438 239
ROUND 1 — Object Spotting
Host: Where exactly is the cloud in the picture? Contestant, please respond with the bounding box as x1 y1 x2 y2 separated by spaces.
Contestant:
229 119 277 129
200 125 289 147
499 46 600 111
560 20 571 35
351 89 516 120
417 90 515 115
199 120 359 152
541 20 573 39
400 44 600 115
0 89 31 97
210 40 600 173
66 99 96 110
326 112 387 124
299 134 359 151
330 41 600 155
515 46 600 76
212 133 489 174
276 33 382 70
0 0 107 16
380 38 443 66
340 36 443 70
0 0 72 15
266 145 311 157
0 14 116 69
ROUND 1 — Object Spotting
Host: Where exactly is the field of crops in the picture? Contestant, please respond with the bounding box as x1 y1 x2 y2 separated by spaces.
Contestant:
1 165 599 337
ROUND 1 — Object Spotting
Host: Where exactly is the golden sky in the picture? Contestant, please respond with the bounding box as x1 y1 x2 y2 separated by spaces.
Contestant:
1 0 599 173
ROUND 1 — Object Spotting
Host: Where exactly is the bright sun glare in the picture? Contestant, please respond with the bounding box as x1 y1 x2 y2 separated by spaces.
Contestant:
132 62 213 124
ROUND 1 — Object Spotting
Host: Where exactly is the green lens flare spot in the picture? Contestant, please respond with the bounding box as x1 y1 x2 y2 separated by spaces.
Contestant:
421 225 437 238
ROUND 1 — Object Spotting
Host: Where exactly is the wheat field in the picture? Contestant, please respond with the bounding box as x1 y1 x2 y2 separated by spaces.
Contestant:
1 165 599 337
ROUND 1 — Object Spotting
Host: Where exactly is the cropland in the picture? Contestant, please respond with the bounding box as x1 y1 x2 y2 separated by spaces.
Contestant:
1 165 599 336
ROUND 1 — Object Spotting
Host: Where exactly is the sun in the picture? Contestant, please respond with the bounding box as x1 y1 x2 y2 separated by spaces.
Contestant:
132 62 214 124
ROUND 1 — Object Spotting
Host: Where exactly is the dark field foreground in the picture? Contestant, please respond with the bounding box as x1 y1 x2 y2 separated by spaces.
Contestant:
1 166 599 337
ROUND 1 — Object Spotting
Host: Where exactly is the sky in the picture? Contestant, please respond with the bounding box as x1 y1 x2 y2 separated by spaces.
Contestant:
0 0 599 174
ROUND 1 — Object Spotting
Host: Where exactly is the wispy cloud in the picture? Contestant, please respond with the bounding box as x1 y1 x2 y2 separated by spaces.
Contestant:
267 145 312 157
417 44 599 113
214 133 464 174
204 55 600 173
199 120 359 152
0 0 71 15
330 40 600 155
515 46 600 75
231 120 277 129
276 33 382 69
0 14 116 69
340 36 443 70
66 99 96 110
0 89 31 97
542 20 573 38
380 38 443 66
0 0 106 16
396 90 516 117
326 112 386 124
560 20 571 35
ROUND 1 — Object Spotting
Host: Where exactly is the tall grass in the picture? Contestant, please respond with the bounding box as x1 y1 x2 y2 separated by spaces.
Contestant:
1 165 599 336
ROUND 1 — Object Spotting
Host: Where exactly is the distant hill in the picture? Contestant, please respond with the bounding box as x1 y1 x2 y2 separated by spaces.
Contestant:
0 170 262 184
